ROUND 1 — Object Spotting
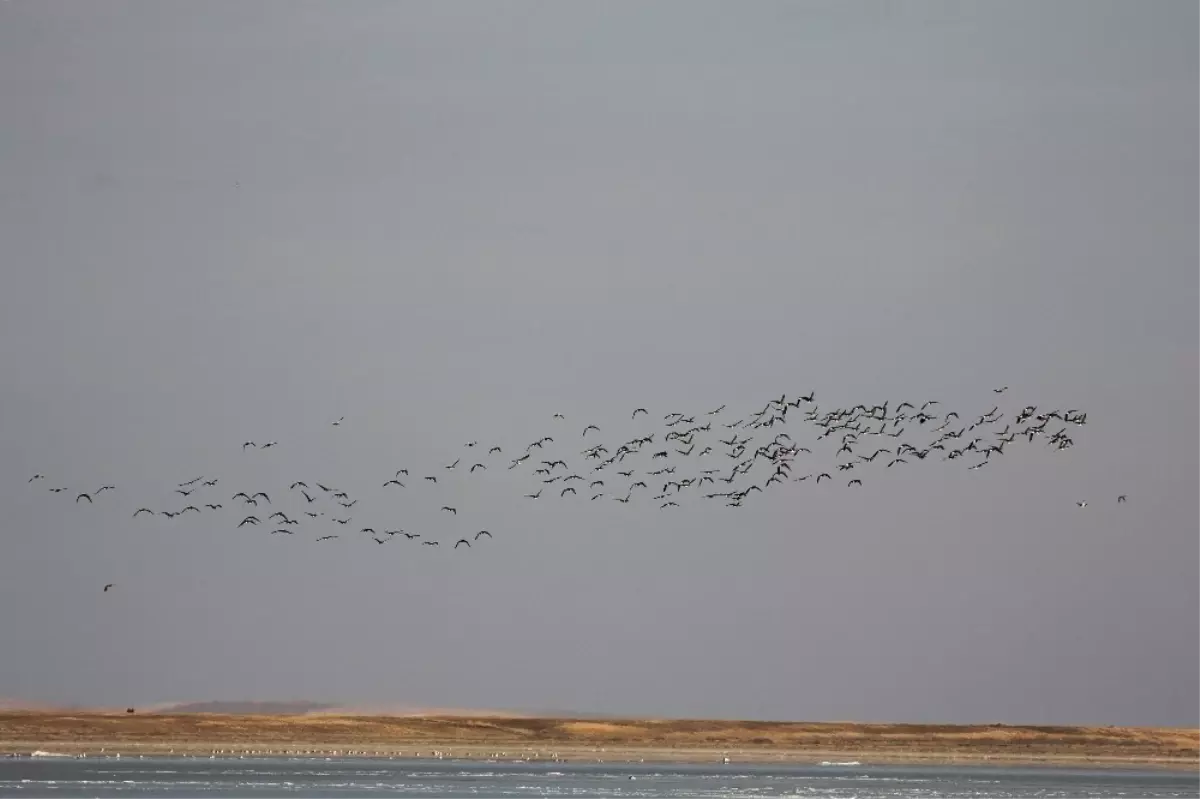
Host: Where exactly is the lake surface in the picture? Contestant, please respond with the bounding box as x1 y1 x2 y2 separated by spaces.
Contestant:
1 756 1196 797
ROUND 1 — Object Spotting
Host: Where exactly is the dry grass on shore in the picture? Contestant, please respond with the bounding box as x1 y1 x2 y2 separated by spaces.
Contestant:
1 712 1195 768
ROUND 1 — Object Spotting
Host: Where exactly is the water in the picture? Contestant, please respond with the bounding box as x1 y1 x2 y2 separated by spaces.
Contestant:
1 756 1195 798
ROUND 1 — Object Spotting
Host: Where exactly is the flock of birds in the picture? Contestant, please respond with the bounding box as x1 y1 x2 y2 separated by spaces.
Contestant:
23 388 1115 594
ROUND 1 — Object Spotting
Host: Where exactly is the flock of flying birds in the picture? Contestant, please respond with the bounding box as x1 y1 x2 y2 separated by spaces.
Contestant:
24 388 1116 593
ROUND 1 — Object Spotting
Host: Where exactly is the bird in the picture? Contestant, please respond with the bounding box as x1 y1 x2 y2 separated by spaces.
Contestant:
28 474 45 482
455 539 471 549
475 530 492 540
1117 495 1127 503
847 479 863 487
1076 501 1088 508
993 386 1009 393
525 489 542 499
133 508 154 517
445 459 460 470
76 493 92 503
441 506 457 515
95 484 114 493
242 442 256 450
332 417 344 426
470 463 486 473
583 425 600 437
632 408 648 419
383 479 405 487
103 584 114 593
316 535 338 542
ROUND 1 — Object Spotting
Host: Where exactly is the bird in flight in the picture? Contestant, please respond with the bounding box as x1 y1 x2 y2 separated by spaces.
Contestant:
133 508 154 517
1117 494 1127 503
28 474 45 482
1076 501 1088 508
103 584 114 593
455 539 471 549
332 417 344 426
441 506 457 515
76 493 92 503
475 530 492 540
632 408 647 418
993 386 1008 393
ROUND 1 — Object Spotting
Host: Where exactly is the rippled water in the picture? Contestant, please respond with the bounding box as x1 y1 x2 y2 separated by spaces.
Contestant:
1 756 1195 797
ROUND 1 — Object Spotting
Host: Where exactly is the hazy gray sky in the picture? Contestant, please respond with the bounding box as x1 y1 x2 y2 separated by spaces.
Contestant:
0 1 1195 727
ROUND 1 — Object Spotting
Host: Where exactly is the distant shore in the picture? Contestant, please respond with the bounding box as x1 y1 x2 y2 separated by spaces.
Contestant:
0 712 1195 770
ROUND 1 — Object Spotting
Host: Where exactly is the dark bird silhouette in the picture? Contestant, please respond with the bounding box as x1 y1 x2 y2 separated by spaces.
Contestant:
525 489 543 499
237 516 260 528
76 493 92 503
470 463 486 473
847 479 863 487
475 530 492 540
383 479 405 487
425 476 437 483
175 489 193 497
133 508 154 517
441 506 457 515
445 459 460 470
332 416 344 426
29 474 45 482
582 425 600 437
205 504 222 510
816 473 831 483
488 446 502 454
316 535 338 542
1117 494 1127 503
242 442 256 450
455 539 471 549
993 386 1009 393
103 584 114 592
632 408 648 418
290 481 308 489
422 540 439 547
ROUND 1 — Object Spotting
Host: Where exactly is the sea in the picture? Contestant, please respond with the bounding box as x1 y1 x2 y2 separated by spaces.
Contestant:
1 756 1197 798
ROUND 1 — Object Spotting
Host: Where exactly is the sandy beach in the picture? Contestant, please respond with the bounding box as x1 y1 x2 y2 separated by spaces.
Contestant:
0 712 1195 770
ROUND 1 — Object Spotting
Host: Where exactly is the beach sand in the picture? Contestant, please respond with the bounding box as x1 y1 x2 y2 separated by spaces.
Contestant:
1 712 1195 769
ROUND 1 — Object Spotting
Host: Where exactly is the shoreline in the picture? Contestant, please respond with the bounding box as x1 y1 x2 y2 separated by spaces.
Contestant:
1 713 1195 772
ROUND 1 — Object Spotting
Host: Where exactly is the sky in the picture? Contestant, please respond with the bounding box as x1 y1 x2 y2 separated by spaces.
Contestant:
0 0 1195 728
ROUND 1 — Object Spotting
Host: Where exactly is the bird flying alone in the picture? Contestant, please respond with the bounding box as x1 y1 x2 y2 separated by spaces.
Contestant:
103 584 114 593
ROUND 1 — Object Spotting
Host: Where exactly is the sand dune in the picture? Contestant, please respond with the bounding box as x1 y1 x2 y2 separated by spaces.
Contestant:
0 712 1195 768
